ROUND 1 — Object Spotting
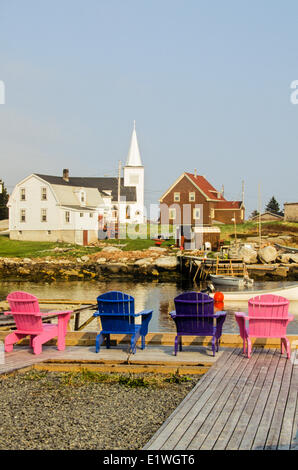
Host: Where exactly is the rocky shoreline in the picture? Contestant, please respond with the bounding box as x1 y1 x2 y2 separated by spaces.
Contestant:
0 246 181 282
0 243 298 282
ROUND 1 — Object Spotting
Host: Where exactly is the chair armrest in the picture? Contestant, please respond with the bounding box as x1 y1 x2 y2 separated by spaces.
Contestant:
235 312 248 320
169 311 176 319
135 309 153 317
41 310 72 317
214 311 227 318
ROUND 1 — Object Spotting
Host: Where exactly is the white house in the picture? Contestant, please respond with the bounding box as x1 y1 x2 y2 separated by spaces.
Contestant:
8 123 145 245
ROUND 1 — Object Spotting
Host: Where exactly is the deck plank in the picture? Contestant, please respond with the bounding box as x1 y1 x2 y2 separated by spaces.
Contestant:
143 348 236 450
278 350 298 450
184 349 264 450
201 349 264 450
265 352 295 450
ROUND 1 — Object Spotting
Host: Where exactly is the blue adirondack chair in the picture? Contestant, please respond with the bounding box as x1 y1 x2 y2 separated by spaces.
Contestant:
93 291 153 354
170 291 227 356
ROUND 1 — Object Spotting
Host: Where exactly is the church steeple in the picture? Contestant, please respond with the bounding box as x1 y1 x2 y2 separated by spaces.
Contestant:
125 121 143 167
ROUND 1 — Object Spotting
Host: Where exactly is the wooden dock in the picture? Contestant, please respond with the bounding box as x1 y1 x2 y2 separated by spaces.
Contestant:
144 348 298 450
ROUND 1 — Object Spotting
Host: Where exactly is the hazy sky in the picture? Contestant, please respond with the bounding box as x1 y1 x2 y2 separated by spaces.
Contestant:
1 0 298 217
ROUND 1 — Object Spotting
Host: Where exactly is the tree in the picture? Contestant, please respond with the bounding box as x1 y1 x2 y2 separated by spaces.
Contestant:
250 210 259 219
265 196 283 216
0 180 9 220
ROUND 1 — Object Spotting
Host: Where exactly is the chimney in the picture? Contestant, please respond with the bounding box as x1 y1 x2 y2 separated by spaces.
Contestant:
194 169 197 178
63 169 69 182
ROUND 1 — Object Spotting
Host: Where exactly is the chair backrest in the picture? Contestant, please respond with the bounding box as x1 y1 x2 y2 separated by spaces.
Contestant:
173 291 215 335
248 294 290 337
96 291 135 331
7 291 43 334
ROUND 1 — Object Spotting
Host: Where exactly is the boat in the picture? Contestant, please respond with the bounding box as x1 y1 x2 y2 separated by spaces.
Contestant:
274 243 298 254
210 283 298 302
209 274 254 287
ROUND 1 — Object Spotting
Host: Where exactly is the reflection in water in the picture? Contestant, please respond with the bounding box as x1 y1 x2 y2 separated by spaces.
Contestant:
0 279 297 334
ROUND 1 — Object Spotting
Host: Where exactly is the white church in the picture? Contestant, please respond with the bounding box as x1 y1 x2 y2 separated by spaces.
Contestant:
8 123 145 245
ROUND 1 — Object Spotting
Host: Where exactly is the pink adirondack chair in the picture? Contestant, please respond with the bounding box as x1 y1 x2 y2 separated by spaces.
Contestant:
235 294 294 359
4 291 72 355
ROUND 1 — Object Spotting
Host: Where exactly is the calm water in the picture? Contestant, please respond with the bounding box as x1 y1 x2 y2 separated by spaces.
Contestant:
1 279 298 334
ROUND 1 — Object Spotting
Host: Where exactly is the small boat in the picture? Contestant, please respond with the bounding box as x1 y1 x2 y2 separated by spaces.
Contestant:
210 283 298 302
274 243 298 254
209 274 253 287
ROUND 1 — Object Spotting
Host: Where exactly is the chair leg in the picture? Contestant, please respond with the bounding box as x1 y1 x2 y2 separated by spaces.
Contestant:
141 335 145 350
95 332 105 353
212 337 216 357
247 338 252 358
179 336 182 352
32 337 43 355
281 338 291 359
174 336 178 356
4 332 26 352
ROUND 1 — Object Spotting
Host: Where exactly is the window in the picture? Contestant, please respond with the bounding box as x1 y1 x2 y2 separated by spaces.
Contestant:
20 188 26 201
41 209 47 222
89 212 93 218
80 213 84 217
20 209 26 222
65 211 70 223
193 208 201 220
189 192 195 202
169 208 176 220
41 187 47 200
174 192 180 202
126 205 131 219
210 208 215 219
80 191 86 205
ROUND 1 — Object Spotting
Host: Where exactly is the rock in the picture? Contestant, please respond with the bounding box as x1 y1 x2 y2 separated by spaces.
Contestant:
258 246 278 264
96 258 107 264
237 247 258 264
23 258 32 263
101 246 122 253
134 258 153 266
154 256 178 270
278 254 291 264
80 255 90 262
289 254 298 263
148 246 167 252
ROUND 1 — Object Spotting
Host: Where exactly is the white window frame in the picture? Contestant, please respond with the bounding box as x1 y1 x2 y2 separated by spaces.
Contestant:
41 187 47 201
41 209 47 222
20 209 26 222
65 211 70 223
193 208 201 220
189 192 195 202
169 208 176 220
20 188 26 201
174 192 180 202
80 212 84 218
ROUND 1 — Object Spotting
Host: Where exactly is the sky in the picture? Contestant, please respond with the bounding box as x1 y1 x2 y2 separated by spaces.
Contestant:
1 0 298 218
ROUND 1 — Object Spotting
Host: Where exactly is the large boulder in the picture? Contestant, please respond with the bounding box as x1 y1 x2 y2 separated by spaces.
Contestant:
155 256 178 270
237 246 258 264
289 254 298 263
101 246 122 253
258 246 278 264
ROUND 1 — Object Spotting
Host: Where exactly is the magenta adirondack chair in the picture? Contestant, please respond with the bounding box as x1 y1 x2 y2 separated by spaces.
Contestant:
235 294 294 358
4 291 72 355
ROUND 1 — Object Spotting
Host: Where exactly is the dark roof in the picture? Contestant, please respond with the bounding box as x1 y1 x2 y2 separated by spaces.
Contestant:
34 174 136 202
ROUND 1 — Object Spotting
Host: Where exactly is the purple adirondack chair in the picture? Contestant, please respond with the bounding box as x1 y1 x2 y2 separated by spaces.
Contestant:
170 291 227 356
235 294 294 358
4 291 72 355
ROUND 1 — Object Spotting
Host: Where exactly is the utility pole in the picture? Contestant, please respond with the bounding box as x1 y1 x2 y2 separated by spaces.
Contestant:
258 183 262 247
117 161 122 239
242 180 245 205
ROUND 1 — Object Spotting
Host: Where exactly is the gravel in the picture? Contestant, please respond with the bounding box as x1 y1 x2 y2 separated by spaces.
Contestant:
0 370 199 450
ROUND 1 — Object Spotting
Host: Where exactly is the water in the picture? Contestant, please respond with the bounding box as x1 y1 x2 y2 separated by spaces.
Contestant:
1 279 298 334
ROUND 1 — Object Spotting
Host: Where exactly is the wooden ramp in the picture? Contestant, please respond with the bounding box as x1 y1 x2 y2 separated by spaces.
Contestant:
144 348 298 450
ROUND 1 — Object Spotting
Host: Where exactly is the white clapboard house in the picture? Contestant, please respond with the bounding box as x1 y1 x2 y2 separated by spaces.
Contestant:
8 124 145 245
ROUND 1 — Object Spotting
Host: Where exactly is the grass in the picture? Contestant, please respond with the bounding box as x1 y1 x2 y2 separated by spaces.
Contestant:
18 369 196 389
0 222 177 258
214 220 298 241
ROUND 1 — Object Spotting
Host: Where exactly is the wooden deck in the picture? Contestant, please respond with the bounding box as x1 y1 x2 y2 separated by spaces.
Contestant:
144 348 298 450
